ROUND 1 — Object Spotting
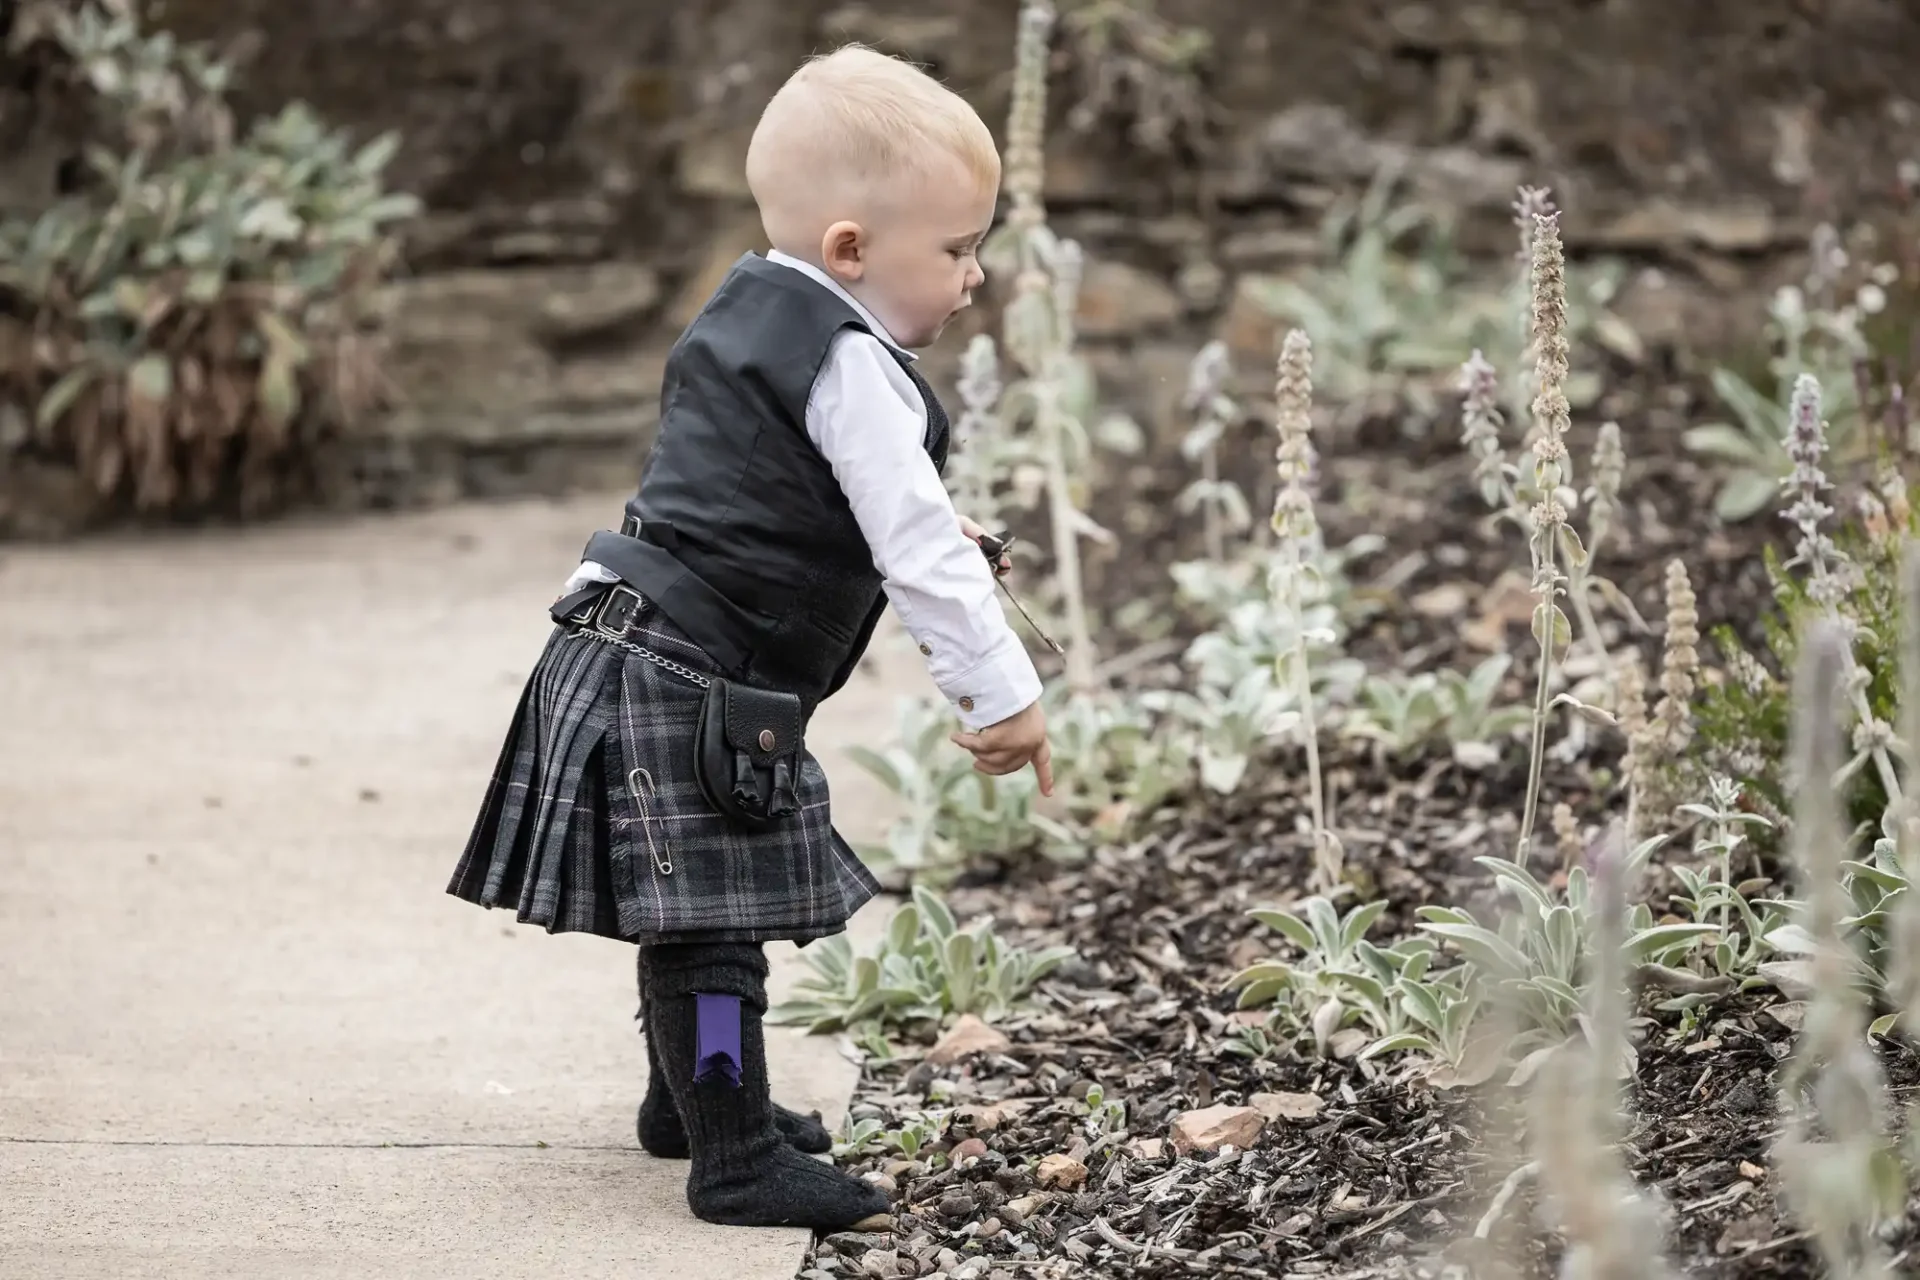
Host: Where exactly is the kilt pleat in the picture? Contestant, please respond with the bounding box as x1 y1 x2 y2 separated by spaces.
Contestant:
447 627 622 936
447 599 881 945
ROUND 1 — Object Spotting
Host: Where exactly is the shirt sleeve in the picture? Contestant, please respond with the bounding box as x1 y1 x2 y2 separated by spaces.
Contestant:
806 330 1043 731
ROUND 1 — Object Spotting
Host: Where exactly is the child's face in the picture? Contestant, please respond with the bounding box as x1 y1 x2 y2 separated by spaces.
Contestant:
828 153 997 349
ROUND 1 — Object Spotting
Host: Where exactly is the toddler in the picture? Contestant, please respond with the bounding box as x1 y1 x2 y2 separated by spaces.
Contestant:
448 44 1052 1232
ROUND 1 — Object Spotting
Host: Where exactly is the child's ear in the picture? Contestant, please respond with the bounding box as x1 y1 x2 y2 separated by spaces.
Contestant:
821 220 865 281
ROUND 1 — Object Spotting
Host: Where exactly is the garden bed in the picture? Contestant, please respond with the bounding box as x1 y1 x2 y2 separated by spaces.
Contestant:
796 353 1920 1278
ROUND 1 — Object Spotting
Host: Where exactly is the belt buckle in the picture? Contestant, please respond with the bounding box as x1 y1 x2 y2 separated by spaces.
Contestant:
591 584 644 637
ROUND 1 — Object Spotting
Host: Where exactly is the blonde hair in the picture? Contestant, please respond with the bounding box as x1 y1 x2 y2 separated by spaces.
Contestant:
746 46 999 242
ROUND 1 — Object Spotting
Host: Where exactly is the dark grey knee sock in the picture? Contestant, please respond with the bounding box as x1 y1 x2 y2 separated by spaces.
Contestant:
635 956 831 1158
643 942 888 1230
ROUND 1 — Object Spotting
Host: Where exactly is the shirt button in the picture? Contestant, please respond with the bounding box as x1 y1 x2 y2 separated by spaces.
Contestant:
958 696 974 712
919 643 932 656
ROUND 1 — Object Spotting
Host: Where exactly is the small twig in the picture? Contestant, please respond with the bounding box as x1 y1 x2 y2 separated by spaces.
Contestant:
1092 1216 1144 1254
1473 1160 1539 1239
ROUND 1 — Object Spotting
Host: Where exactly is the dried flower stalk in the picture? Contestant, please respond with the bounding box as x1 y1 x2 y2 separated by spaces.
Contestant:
1782 373 1901 804
1774 619 1898 1279
1179 338 1240 563
1517 210 1576 865
1271 328 1341 891
949 334 1007 526
1650 560 1699 757
1528 825 1677 1280
1004 0 1054 243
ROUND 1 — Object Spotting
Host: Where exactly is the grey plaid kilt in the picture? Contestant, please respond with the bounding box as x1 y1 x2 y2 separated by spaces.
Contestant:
445 597 881 945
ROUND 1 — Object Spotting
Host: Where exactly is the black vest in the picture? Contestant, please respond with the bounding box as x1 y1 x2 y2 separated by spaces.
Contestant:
584 253 951 717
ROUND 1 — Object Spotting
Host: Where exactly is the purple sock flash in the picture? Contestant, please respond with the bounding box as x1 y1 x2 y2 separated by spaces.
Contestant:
693 993 743 1087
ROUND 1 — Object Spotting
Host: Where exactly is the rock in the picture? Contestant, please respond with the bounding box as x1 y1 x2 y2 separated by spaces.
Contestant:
1074 260 1184 338
383 267 669 450
532 262 663 342
1002 1194 1043 1221
935 1247 963 1271
927 1015 1011 1065
666 211 771 329
1587 199 1783 254
1220 224 1323 269
860 1249 908 1279
1169 1104 1267 1156
1034 1154 1088 1191
978 1217 1003 1239
1763 1002 1807 1032
1128 1138 1166 1160
864 1172 899 1197
1218 273 1285 361
951 1137 989 1163
1250 1091 1324 1123
1411 583 1470 619
938 1191 977 1219
677 125 756 199
820 6 962 55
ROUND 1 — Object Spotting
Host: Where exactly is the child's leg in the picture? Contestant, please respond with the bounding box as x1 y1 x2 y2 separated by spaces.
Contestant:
635 951 832 1157
641 941 888 1229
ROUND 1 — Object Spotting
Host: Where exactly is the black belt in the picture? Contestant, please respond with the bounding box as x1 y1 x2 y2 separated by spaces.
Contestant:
552 580 645 637
552 516 757 675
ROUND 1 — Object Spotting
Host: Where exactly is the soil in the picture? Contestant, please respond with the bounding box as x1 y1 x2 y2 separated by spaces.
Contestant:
797 359 1920 1279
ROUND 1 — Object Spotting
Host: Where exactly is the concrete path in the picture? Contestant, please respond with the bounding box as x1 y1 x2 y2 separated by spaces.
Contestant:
0 494 921 1279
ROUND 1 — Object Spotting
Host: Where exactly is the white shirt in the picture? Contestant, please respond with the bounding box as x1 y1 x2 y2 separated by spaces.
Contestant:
566 250 1041 731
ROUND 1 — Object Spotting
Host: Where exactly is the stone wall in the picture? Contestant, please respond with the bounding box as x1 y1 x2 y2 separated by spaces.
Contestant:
5 0 1919 532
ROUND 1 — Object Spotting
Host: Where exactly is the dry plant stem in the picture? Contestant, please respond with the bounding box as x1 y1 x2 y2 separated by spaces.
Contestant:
1894 538 1920 1035
1271 329 1335 889
1039 377 1098 694
1517 528 1560 865
1776 620 1895 1279
1515 211 1572 867
1201 443 1224 564
1528 824 1675 1280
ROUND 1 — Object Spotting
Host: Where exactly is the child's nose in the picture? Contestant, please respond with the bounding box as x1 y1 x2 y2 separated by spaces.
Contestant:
965 258 986 290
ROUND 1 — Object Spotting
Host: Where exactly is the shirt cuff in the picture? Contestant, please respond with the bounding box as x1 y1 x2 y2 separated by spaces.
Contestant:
561 559 621 595
933 634 1044 731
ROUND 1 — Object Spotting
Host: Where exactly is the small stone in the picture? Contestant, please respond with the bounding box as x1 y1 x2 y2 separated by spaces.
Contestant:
938 1191 977 1219
1250 1091 1323 1123
860 1250 906 1279
1127 1138 1166 1160
927 1015 1012 1066
864 1172 899 1197
992 1165 1029 1193
951 1137 988 1163
1034 1155 1088 1191
979 1218 1003 1240
935 1248 963 1271
954 1099 1033 1131
1411 582 1470 619
1763 1002 1807 1032
885 1159 922 1180
1003 1194 1043 1221
1170 1104 1267 1156
1740 1160 1767 1181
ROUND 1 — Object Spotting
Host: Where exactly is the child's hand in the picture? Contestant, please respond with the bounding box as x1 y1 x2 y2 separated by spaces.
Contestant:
957 515 1012 577
950 700 1054 796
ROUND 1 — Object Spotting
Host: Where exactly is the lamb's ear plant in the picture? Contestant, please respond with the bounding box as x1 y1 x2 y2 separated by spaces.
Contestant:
1887 538 1920 1149
983 0 1108 695
1525 826 1679 1280
1267 327 1343 892
1176 338 1248 564
1773 619 1904 1278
